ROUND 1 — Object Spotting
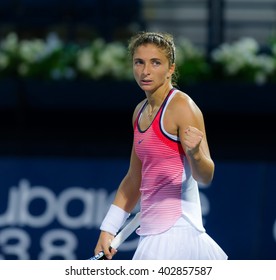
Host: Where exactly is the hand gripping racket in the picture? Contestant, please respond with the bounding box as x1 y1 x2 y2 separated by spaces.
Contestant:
89 211 141 260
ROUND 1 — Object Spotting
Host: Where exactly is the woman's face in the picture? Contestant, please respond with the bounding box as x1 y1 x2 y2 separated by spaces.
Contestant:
132 43 174 94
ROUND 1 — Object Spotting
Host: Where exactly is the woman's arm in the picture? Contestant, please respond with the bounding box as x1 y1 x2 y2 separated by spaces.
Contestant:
173 92 215 186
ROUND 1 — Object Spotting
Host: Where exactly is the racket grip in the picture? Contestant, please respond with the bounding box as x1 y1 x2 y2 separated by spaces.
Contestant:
89 245 113 260
89 251 107 260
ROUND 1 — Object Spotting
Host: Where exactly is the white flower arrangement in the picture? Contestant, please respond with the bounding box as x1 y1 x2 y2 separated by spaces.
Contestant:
76 38 133 80
211 37 276 85
0 32 77 79
1 32 276 85
0 33 18 73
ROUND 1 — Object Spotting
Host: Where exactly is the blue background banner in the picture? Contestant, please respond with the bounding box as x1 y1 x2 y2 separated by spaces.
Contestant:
0 157 275 260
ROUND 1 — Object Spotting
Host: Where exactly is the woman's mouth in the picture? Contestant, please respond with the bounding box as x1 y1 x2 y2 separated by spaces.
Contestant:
141 79 152 85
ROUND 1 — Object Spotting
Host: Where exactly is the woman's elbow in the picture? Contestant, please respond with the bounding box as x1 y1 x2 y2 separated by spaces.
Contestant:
196 162 215 186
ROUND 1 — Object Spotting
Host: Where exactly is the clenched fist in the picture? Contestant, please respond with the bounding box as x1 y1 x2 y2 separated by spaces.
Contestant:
183 126 203 155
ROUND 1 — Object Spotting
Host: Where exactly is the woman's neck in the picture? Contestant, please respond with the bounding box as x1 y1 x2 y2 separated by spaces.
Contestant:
146 84 173 113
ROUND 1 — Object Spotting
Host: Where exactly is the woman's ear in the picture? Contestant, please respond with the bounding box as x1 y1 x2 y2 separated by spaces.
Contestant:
169 63 176 74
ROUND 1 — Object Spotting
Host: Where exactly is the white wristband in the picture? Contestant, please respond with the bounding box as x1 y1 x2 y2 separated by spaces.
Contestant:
100 204 130 235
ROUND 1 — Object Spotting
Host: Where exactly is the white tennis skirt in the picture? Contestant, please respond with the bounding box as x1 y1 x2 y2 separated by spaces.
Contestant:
132 217 228 260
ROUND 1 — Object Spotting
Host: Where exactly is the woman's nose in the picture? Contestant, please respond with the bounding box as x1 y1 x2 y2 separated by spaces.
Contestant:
142 64 150 75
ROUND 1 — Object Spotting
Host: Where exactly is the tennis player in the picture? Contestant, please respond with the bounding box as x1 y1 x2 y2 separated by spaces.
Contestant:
94 31 228 260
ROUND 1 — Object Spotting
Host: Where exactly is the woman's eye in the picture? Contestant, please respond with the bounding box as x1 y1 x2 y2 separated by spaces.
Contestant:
152 61 161 66
134 60 143 65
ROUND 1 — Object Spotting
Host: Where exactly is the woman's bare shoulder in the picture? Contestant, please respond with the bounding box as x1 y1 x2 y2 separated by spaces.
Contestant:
171 90 201 113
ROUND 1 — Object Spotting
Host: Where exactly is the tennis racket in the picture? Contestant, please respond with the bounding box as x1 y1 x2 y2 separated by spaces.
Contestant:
89 211 141 260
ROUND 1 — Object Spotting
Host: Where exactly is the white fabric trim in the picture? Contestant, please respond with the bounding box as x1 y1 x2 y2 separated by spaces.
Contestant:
160 89 179 141
181 156 206 232
100 204 130 235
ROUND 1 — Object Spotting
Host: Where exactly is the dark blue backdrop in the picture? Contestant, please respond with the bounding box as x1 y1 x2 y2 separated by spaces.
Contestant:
0 157 275 260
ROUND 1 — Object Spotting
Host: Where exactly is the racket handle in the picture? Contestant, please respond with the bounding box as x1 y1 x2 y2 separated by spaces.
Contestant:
89 251 107 260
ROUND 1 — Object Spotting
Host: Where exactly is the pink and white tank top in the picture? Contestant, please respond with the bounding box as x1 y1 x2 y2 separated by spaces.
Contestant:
134 88 205 235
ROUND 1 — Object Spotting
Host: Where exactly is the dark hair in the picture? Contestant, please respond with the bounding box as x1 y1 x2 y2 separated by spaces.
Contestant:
128 31 179 85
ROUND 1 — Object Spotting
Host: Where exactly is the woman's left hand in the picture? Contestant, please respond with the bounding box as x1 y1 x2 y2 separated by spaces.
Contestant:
183 126 203 156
